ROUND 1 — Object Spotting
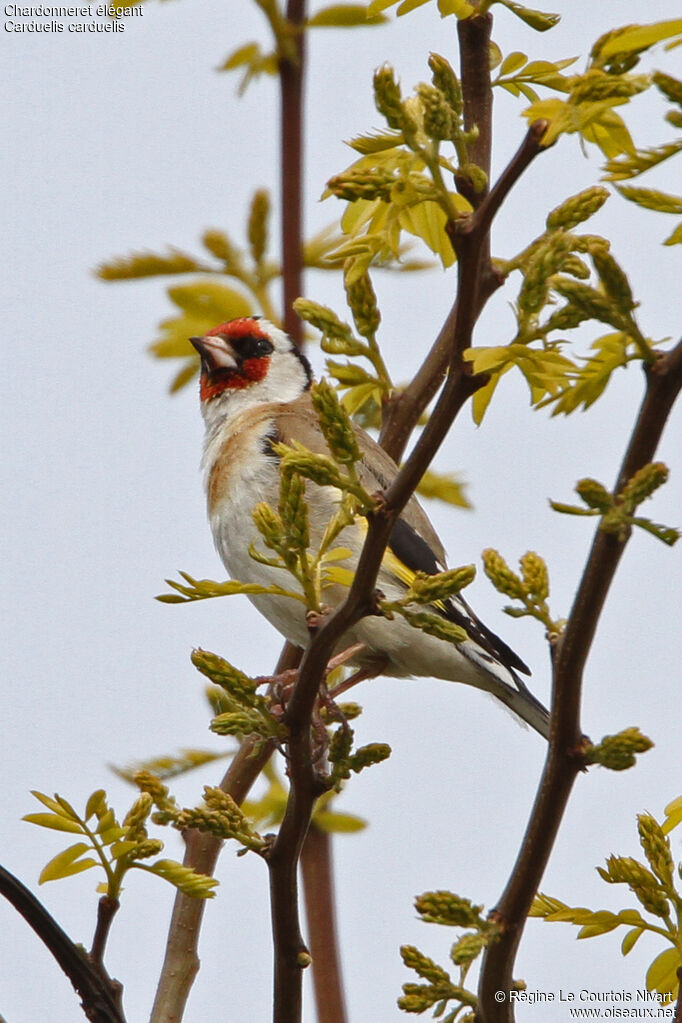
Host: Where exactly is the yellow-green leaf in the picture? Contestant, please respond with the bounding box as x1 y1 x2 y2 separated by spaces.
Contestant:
495 0 560 32
646 947 681 997
40 857 98 884
219 42 260 70
307 5 386 27
38 843 94 884
84 790 107 820
313 810 367 833
23 813 84 835
621 927 644 956
500 51 528 76
598 19 682 61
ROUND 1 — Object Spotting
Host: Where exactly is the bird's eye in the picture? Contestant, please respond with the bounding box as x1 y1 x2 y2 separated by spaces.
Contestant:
255 338 274 356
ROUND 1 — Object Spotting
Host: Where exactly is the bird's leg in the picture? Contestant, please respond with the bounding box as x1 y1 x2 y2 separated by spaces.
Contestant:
328 654 389 700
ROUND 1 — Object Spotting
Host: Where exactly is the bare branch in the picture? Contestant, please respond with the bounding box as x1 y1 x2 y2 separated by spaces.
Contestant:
477 339 682 1022
0 865 125 1023
280 0 306 343
300 825 348 1023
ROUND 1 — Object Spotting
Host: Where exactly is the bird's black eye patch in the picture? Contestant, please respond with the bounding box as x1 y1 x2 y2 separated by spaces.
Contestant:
234 335 274 360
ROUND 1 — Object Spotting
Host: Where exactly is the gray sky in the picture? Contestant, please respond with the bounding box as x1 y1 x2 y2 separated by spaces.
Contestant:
2 2 681 1020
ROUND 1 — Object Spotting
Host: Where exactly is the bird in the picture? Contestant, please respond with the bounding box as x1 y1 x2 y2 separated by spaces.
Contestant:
190 316 550 740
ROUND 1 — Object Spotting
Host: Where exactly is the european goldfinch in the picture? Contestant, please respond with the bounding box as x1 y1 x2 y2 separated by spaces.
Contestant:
190 317 550 740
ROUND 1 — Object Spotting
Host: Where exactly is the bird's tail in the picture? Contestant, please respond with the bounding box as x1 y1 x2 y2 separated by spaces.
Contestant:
489 672 551 740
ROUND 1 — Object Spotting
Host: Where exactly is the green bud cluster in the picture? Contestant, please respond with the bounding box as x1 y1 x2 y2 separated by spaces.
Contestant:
175 787 267 852
293 298 361 352
418 83 454 141
637 814 674 888
584 727 653 771
134 771 178 815
247 189 270 266
546 187 610 231
401 945 450 985
450 932 487 967
327 169 395 202
344 270 381 339
428 53 462 119
415 891 485 929
395 607 468 644
374 64 414 134
279 470 310 552
131 838 164 860
576 478 612 511
570 70 648 104
619 462 668 512
591 247 635 312
407 565 476 605
653 71 682 106
552 277 620 327
482 549 525 599
311 380 362 466
520 551 549 603
122 793 153 839
598 855 669 918
519 233 576 315
191 647 256 697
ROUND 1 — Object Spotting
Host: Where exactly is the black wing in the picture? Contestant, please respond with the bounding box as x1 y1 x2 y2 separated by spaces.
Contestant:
388 516 531 677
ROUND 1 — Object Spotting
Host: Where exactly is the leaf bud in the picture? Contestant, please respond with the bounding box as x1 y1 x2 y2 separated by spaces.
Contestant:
546 187 609 231
482 549 525 599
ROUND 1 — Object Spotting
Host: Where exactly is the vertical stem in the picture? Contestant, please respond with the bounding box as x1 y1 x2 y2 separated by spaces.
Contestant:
300 826 348 1023
280 0 306 344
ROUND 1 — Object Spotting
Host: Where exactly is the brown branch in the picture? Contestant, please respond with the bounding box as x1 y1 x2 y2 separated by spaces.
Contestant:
300 825 348 1023
280 0 306 344
477 339 682 1022
457 13 493 207
265 109 553 1023
90 897 120 968
149 645 300 1023
0 864 125 1023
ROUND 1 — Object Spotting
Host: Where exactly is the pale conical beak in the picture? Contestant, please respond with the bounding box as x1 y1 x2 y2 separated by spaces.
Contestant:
189 335 238 372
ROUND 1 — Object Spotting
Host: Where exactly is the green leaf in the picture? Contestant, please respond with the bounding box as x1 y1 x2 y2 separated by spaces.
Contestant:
307 5 386 27
84 790 107 820
646 947 682 997
39 844 95 884
664 223 682 246
39 857 98 884
662 795 682 834
23 813 84 835
597 19 682 61
617 186 682 215
621 926 645 956
29 791 69 815
499 51 528 76
219 42 259 70
313 810 367 833
494 0 560 32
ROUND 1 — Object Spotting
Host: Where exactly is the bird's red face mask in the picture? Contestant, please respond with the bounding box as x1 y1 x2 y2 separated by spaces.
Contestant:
190 319 274 401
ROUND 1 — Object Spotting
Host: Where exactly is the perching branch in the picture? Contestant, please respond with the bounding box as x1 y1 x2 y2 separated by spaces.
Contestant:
0 864 125 1023
149 640 301 1023
476 338 682 1022
265 21 551 1016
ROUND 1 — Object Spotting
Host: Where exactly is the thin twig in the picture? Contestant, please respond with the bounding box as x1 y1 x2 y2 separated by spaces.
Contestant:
280 0 306 343
476 339 682 1022
0 864 125 1023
